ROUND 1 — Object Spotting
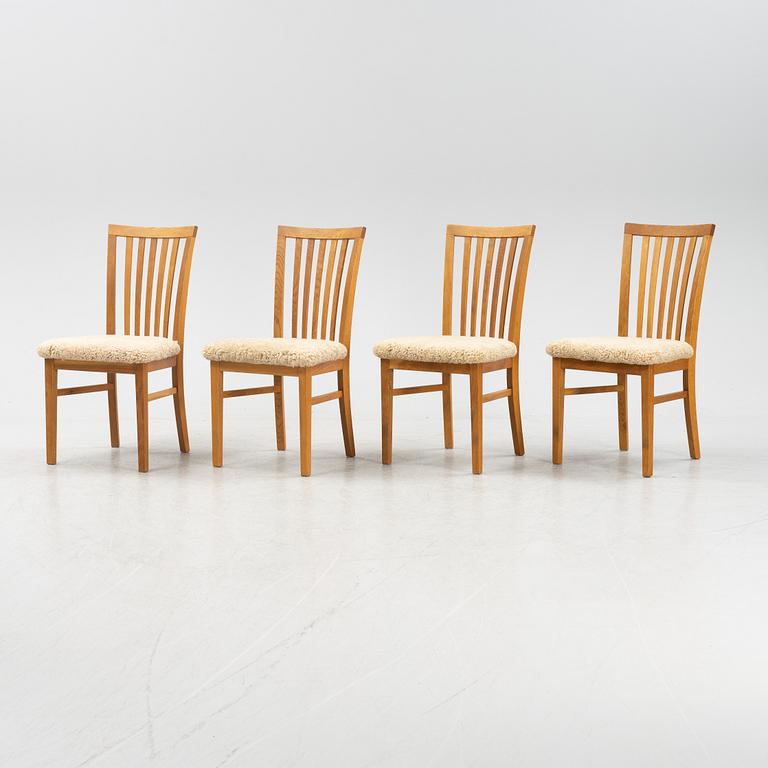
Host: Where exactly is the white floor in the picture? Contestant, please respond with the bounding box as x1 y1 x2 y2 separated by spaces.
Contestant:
1 411 766 768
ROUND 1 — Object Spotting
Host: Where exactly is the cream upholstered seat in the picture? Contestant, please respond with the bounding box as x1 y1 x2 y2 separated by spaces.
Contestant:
546 336 693 365
203 337 347 368
37 335 180 364
374 335 517 365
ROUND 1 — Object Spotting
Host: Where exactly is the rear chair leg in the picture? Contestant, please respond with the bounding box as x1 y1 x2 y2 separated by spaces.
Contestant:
44 359 57 465
552 359 565 464
507 359 524 456
617 373 628 451
273 375 286 450
107 372 120 447
441 373 453 449
172 358 190 453
338 363 355 457
683 361 700 459
135 365 149 473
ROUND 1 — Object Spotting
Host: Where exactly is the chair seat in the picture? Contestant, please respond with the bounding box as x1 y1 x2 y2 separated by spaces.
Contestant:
37 335 180 364
373 335 517 364
546 336 694 365
202 337 348 368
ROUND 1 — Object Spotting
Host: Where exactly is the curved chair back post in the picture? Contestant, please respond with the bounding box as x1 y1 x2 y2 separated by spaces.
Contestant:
106 224 198 350
273 226 367 351
441 224 536 347
617 223 715 351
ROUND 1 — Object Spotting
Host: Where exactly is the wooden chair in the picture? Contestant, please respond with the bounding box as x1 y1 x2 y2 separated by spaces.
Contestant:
547 223 715 477
38 225 198 472
204 226 366 477
375 224 536 474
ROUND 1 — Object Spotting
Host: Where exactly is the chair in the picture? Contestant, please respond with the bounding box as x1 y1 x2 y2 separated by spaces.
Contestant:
374 224 535 474
547 223 715 477
38 225 198 472
204 226 366 477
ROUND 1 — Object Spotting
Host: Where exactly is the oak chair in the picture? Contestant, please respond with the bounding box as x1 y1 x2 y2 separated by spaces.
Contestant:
374 224 536 474
37 225 198 472
204 226 366 477
547 223 715 477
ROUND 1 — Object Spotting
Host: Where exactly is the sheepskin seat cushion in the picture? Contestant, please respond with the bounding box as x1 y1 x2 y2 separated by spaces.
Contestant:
37 335 180 364
373 335 517 364
202 338 347 367
546 336 694 365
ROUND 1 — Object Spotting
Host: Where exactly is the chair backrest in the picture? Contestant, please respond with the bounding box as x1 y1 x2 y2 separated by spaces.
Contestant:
619 223 715 350
441 224 536 346
273 226 366 350
106 225 197 348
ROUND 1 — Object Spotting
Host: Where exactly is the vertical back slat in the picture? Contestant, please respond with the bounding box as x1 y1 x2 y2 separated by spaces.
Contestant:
291 239 302 337
273 234 286 337
684 236 712 347
337 237 364 349
674 237 698 339
488 238 507 337
153 239 169 336
320 239 338 339
106 235 117 334
635 235 650 336
311 240 327 338
645 236 662 336
162 238 180 337
301 239 315 338
655 237 675 338
470 237 484 335
497 238 518 338
665 237 686 338
459 237 471 335
329 239 349 341
507 234 534 343
123 237 133 334
479 238 496 335
134 237 146 335
143 238 157 335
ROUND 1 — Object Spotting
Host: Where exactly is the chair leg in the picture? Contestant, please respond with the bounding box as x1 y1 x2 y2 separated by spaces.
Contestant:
210 362 224 467
640 367 654 477
298 369 312 477
44 359 57 465
338 362 355 457
381 359 393 465
683 361 700 459
171 358 190 453
135 365 149 473
552 358 565 464
507 358 524 456
617 373 628 451
469 364 483 474
273 375 286 451
442 373 453 449
107 372 120 448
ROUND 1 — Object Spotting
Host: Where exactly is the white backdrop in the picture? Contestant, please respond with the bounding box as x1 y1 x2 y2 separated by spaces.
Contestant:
1 0 766 448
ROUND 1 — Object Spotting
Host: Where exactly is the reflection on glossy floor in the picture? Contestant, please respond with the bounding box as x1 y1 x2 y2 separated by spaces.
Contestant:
1 414 766 768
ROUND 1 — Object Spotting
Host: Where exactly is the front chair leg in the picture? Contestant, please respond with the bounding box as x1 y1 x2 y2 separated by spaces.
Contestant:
338 362 355 457
640 367 655 477
441 373 453 449
507 358 524 456
381 360 393 465
210 362 224 467
683 361 700 459
44 359 58 465
617 373 628 451
469 364 483 474
273 375 286 450
552 359 565 464
171 358 190 453
135 364 149 473
107 372 120 447
298 369 312 476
